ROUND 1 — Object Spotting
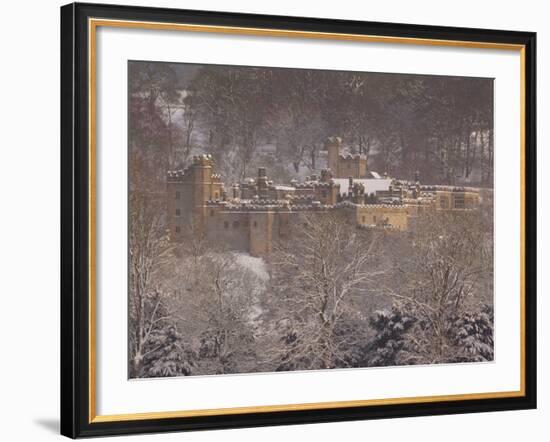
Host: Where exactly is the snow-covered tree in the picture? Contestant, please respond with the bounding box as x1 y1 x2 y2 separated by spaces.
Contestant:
128 186 199 377
159 247 266 376
447 304 494 362
376 210 493 365
366 304 416 367
265 212 382 371
139 291 195 378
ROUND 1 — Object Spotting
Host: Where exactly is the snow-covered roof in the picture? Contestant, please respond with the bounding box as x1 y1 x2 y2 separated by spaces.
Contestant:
333 178 392 196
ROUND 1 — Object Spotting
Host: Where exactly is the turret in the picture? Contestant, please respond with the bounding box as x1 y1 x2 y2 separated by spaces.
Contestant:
325 137 342 176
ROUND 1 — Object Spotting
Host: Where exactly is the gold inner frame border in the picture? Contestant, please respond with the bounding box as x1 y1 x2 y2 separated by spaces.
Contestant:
87 17 527 424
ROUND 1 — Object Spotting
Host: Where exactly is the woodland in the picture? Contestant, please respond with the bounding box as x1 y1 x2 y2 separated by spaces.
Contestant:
128 61 494 378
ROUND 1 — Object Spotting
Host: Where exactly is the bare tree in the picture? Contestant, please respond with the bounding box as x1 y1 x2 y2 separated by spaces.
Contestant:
159 246 265 375
381 210 492 364
265 212 383 370
127 61 496 377
128 189 175 377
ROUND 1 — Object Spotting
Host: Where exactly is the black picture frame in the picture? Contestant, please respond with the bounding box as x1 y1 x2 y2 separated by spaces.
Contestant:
61 2 537 438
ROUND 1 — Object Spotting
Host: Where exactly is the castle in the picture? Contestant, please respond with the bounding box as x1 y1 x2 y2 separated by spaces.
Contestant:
167 138 481 256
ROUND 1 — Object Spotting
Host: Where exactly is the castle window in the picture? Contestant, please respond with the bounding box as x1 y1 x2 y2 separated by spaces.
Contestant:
373 215 377 223
253 221 257 228
214 192 219 199
233 221 239 229
175 191 180 200
175 209 181 217
321 190 327 198
210 209 214 217
454 194 465 209
224 221 229 229
362 216 366 223
175 226 180 233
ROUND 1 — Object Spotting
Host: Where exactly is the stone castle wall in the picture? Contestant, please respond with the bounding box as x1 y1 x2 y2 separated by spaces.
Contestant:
166 149 483 257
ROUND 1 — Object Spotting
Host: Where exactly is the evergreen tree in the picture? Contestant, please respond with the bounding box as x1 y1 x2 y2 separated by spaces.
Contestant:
367 305 416 367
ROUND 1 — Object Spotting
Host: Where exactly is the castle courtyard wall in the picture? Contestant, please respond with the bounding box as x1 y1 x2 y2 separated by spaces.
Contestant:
355 205 409 231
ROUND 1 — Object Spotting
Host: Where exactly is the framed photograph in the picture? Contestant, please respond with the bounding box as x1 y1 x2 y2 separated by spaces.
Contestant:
60 2 536 438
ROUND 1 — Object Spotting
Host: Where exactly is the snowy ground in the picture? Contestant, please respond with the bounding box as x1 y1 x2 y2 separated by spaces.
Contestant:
233 252 269 281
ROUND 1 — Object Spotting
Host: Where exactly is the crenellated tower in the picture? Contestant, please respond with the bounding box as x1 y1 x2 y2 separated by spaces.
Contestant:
166 154 223 239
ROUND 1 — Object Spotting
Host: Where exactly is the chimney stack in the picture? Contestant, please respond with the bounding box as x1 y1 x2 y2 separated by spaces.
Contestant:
257 167 268 199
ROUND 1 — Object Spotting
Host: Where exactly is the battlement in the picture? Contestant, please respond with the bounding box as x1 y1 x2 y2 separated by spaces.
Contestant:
335 200 406 209
206 198 341 213
223 204 284 212
419 185 481 193
324 136 371 178
289 203 335 211
192 154 214 166
339 153 368 160
289 195 316 204
167 169 186 182
402 197 434 204
326 136 342 147
167 150 483 255
167 156 214 181
290 180 338 188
